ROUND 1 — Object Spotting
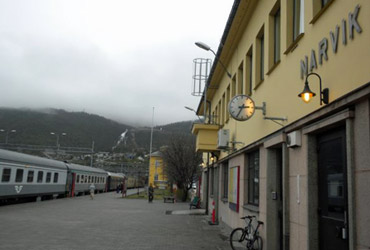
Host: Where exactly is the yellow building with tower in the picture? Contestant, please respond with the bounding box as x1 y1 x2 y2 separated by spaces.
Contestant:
148 151 168 189
192 1 370 250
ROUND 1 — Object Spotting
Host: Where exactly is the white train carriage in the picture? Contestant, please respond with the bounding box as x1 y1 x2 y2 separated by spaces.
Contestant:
67 163 107 197
0 149 68 201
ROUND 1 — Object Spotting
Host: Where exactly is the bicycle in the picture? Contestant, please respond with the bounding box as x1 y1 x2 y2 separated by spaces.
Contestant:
229 215 264 250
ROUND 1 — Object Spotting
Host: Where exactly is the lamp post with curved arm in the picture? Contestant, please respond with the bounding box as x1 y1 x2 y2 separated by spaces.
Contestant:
0 129 17 144
50 132 67 152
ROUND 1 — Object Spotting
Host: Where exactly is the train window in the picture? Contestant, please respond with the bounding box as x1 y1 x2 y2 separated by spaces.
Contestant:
53 173 59 183
1 168 11 182
85 175 88 183
27 170 34 183
94 176 97 183
88 176 91 183
46 172 51 183
76 175 80 183
37 171 43 183
15 169 24 183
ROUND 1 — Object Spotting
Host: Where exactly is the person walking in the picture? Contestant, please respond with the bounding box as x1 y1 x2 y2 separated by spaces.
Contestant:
148 184 154 202
122 180 127 198
89 183 96 200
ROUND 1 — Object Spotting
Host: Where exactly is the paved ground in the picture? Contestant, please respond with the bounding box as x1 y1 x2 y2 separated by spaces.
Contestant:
0 191 231 250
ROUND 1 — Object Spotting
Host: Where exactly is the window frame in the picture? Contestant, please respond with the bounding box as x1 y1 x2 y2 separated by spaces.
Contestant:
246 47 253 95
15 169 24 183
46 172 52 183
37 171 44 183
248 150 260 206
274 8 281 64
1 168 11 182
293 0 304 41
27 170 34 183
53 173 59 183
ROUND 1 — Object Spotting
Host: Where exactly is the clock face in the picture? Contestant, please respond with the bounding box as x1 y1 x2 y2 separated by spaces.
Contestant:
228 95 255 121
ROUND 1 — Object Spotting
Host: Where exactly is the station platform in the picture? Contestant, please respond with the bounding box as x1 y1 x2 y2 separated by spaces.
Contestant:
0 191 230 250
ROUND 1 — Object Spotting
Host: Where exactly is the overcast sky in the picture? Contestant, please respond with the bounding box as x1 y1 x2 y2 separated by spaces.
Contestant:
0 0 233 126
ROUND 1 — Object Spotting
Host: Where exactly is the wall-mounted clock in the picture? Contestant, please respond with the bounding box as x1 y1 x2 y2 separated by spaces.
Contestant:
228 95 255 121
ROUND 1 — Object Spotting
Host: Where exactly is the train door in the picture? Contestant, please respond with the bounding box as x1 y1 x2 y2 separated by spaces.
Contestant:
70 173 76 197
317 128 349 250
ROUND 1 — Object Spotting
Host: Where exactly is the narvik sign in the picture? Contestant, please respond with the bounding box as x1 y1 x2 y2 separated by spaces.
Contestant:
300 5 362 79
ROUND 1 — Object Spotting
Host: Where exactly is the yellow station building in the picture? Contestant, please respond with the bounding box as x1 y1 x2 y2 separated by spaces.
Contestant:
192 1 370 250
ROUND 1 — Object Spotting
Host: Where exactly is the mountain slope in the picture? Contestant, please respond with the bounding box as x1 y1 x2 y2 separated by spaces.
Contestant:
0 108 193 154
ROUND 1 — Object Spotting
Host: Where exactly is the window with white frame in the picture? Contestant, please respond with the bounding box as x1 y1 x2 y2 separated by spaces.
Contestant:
293 0 304 40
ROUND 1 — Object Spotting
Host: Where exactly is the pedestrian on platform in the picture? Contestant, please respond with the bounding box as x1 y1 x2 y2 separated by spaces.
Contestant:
148 184 154 202
122 180 127 198
89 183 96 200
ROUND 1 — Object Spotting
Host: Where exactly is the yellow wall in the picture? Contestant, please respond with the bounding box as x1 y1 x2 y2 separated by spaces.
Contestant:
201 0 370 160
148 155 167 187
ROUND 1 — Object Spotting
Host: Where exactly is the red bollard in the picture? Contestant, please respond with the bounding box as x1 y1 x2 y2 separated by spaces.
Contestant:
211 200 216 224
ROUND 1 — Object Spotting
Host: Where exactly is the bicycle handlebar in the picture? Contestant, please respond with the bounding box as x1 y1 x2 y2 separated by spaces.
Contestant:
240 216 264 226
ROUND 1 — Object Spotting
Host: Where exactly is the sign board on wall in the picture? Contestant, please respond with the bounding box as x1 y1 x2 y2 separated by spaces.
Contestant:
228 166 240 212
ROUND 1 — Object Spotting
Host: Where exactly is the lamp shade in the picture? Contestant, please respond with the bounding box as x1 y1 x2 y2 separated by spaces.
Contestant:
195 42 211 51
298 81 316 103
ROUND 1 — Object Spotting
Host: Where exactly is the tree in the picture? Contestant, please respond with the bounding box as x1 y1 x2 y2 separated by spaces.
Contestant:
162 136 202 201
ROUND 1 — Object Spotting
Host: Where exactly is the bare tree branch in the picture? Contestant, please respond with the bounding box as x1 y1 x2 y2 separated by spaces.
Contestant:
162 136 202 201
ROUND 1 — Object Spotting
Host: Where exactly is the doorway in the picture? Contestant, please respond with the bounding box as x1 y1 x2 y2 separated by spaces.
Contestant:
317 128 349 250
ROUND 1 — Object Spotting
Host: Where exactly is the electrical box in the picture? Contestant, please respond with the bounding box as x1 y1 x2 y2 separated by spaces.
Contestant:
287 130 302 148
217 129 229 149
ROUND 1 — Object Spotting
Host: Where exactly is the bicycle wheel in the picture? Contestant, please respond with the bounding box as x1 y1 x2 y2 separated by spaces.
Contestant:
252 235 263 250
230 228 248 250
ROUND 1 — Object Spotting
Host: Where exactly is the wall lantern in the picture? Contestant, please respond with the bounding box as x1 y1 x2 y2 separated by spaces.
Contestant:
298 72 329 105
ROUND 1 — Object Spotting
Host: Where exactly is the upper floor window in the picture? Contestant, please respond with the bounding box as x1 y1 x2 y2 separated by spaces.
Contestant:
248 150 260 206
226 86 230 121
321 0 329 7
311 0 334 24
246 47 253 95
256 26 265 86
238 62 244 95
293 0 304 40
260 34 265 81
274 8 281 63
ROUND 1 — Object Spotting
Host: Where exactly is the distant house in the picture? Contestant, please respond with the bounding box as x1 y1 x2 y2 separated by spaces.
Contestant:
148 151 168 189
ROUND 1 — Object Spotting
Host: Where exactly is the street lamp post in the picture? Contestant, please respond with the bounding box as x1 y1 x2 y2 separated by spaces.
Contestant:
149 107 154 188
184 106 203 123
50 132 67 152
0 129 17 144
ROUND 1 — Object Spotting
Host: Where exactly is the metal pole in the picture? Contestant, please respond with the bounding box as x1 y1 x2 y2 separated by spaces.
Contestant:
5 131 9 144
149 107 154 186
90 141 94 167
56 134 60 151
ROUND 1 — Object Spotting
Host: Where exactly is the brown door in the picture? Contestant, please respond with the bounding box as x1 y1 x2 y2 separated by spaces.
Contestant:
317 128 349 250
